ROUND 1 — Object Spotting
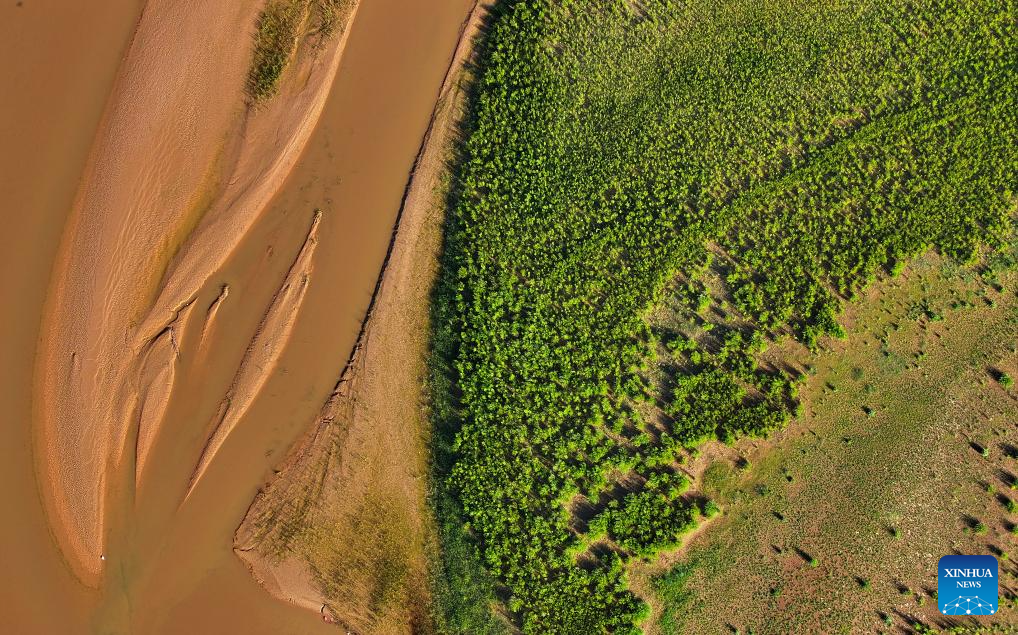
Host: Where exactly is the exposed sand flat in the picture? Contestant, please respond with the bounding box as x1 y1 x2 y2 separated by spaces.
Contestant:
35 0 358 585
186 211 322 499
8 0 473 630
134 299 197 483
239 551 336 621
234 3 487 630
197 284 230 352
133 2 360 346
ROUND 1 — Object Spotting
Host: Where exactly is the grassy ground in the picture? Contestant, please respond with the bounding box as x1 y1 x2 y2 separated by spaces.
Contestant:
645 248 1018 634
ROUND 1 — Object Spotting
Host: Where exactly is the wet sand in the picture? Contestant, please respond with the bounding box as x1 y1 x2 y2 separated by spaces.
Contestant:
2 0 474 632
235 3 486 630
35 0 360 584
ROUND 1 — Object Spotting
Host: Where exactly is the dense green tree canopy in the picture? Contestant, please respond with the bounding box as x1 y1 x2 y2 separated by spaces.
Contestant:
431 0 1016 631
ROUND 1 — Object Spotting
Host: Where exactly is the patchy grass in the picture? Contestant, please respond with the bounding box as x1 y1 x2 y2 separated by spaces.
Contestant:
653 563 696 635
246 0 354 102
646 246 1018 633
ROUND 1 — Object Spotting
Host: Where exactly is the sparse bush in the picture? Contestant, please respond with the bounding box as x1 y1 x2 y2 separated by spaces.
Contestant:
246 0 352 102
703 499 721 519
247 1 306 101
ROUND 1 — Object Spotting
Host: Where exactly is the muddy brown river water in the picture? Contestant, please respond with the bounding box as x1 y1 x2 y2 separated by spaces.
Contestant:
0 0 473 632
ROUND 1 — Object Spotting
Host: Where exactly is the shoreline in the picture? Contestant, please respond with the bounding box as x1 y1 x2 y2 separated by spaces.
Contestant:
233 2 487 630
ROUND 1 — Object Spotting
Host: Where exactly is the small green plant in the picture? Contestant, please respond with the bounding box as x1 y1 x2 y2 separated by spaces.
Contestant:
891 527 902 540
809 557 819 568
975 521 989 535
247 0 307 101
1001 372 1014 389
1006 499 1017 514
246 0 351 102
703 499 721 518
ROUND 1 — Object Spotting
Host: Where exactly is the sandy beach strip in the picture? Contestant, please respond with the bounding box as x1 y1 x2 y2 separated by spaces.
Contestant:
233 3 488 630
185 211 322 499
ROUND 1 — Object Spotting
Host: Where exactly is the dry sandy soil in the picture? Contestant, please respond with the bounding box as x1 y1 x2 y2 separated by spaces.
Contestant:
234 3 487 632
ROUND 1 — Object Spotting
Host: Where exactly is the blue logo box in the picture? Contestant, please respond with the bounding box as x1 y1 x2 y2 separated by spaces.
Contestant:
938 555 998 615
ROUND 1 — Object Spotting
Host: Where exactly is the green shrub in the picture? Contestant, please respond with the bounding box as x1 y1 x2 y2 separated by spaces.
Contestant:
703 499 722 519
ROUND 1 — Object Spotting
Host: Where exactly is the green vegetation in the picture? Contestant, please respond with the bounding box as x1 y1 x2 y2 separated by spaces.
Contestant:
643 250 1018 632
588 472 698 557
653 563 696 635
246 0 352 102
430 0 1016 631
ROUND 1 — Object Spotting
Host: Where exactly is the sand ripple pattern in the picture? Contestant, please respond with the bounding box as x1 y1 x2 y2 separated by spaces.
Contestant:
34 0 358 584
